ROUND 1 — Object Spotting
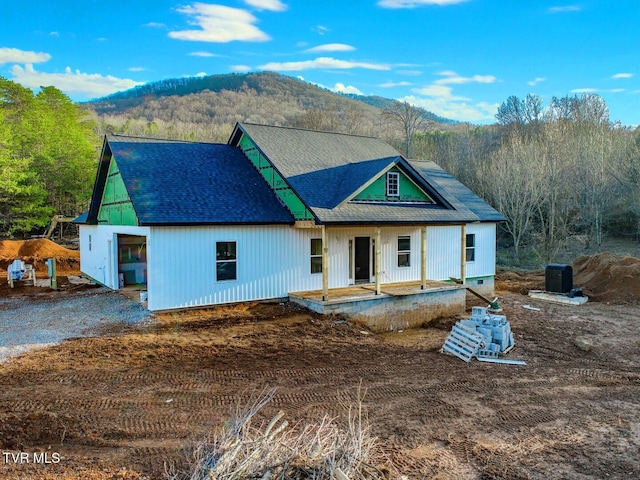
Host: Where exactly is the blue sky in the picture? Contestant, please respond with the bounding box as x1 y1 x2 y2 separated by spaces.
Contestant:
1 0 638 125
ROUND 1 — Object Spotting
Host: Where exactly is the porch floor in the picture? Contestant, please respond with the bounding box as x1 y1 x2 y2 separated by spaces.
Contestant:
290 280 463 305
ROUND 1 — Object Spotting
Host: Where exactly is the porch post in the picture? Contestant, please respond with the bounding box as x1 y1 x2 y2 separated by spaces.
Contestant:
322 225 329 301
460 224 467 284
421 226 427 289
375 227 381 295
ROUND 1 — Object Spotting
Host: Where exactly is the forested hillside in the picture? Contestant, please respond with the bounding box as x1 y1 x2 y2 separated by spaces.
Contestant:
86 72 454 143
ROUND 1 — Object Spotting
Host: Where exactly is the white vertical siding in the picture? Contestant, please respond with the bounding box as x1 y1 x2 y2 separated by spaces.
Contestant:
78 224 151 288
148 225 326 311
325 226 421 285
80 222 497 311
426 226 462 281
465 223 497 278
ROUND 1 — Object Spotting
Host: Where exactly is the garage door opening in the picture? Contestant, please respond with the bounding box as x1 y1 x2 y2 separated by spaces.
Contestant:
117 234 147 289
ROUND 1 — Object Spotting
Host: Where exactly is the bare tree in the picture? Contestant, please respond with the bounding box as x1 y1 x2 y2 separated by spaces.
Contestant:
481 133 546 262
381 100 429 158
496 94 543 127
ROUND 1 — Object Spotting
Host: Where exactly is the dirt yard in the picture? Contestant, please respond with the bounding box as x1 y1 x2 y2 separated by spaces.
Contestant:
1 249 640 479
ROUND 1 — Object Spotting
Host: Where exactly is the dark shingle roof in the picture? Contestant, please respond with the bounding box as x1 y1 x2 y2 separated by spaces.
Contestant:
105 136 294 225
233 123 504 224
408 160 505 222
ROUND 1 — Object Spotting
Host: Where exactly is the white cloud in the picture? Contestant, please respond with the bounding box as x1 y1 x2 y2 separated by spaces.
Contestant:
314 25 329 35
528 77 547 86
413 84 470 101
548 5 581 13
143 22 166 28
9 64 144 100
194 72 208 77
304 43 356 53
231 64 252 72
334 83 363 95
189 51 222 57
378 0 469 8
128 66 148 72
258 56 390 71
50 32 60 37
404 71 498 122
571 87 598 93
0 47 51 66
379 81 412 88
243 0 287 11
169 3 270 43
402 94 498 122
612 72 633 79
434 70 496 85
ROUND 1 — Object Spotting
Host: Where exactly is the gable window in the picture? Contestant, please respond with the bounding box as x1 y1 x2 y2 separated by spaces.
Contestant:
466 234 475 262
386 171 400 197
398 236 410 267
216 241 237 281
310 238 323 274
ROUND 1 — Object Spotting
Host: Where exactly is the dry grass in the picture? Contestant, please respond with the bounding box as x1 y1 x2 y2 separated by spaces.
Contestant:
165 387 396 480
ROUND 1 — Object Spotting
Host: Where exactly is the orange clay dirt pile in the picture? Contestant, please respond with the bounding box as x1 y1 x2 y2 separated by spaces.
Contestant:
0 238 80 277
573 252 640 304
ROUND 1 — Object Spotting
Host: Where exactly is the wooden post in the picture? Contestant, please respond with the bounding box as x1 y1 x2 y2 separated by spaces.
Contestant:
375 227 381 295
421 226 427 289
47 258 57 290
460 224 466 285
322 225 329 301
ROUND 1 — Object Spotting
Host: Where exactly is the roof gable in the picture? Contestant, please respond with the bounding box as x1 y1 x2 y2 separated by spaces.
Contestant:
230 123 504 225
350 164 436 205
87 135 294 226
97 156 139 226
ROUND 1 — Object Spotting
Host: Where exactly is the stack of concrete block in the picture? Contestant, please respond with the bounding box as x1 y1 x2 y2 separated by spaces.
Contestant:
442 306 515 361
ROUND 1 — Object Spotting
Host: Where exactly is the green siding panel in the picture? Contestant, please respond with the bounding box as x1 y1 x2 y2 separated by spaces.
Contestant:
354 166 434 203
97 158 139 226
238 133 314 221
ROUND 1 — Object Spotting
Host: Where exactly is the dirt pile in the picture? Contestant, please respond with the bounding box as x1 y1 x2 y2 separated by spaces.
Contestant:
573 252 640 304
0 239 80 277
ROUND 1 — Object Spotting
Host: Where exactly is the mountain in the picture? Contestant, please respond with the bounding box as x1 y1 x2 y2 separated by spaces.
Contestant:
85 72 456 143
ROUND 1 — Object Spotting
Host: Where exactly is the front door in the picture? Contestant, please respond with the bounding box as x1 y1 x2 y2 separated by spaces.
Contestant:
354 236 370 283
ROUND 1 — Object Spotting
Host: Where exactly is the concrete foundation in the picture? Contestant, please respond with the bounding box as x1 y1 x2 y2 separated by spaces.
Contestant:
528 290 589 306
464 276 495 298
290 283 466 333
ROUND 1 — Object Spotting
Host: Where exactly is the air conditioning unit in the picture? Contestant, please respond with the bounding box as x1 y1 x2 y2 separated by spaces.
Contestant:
545 264 573 293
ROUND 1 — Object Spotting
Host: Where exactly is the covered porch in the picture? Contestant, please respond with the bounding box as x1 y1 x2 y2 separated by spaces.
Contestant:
290 280 467 333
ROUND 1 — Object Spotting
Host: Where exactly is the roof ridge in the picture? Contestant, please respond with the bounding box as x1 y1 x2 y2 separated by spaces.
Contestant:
239 122 384 140
107 133 220 145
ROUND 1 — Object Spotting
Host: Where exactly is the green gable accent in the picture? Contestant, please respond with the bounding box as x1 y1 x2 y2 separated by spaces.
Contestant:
353 166 434 204
97 157 139 225
238 134 315 221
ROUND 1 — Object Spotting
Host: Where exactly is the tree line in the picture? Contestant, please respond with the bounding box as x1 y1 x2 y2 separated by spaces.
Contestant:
399 94 640 265
0 77 99 235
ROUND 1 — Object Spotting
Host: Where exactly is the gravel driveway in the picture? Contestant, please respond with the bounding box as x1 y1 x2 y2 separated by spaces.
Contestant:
0 287 154 363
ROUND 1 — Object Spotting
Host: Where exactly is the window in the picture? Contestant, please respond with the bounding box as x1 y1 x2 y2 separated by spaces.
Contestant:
311 238 322 273
310 238 323 274
466 233 475 262
386 171 399 197
216 241 237 281
398 236 410 267
88 234 92 252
